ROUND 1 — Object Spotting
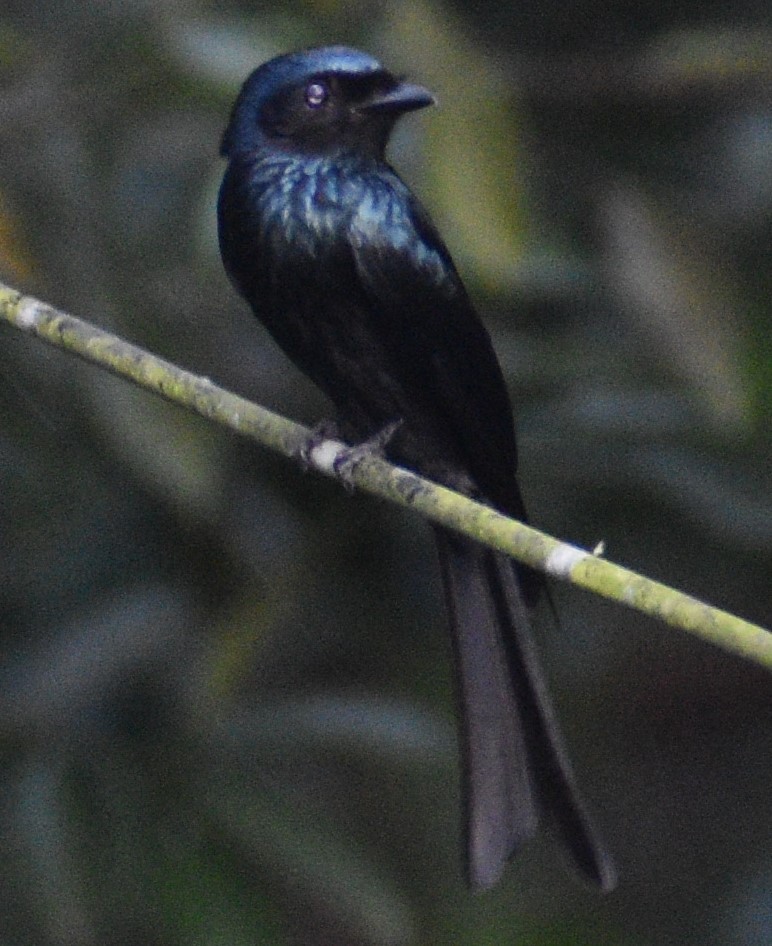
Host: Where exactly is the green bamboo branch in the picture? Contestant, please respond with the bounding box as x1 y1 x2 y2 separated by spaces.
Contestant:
1 280 769 670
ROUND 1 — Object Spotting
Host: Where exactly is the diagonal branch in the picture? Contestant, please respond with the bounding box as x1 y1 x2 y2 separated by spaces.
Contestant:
1 280 769 670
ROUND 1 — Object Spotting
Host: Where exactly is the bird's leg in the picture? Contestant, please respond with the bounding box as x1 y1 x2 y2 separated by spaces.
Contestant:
332 419 403 490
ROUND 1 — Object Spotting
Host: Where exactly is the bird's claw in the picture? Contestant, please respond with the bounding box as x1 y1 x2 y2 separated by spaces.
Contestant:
295 420 341 470
332 419 403 491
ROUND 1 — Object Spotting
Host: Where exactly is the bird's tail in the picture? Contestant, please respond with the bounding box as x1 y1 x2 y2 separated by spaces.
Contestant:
434 526 616 891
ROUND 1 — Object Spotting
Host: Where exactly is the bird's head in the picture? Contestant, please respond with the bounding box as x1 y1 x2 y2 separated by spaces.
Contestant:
220 46 434 160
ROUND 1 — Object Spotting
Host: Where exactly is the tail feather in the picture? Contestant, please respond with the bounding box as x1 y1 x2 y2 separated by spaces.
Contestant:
435 527 616 891
436 529 537 889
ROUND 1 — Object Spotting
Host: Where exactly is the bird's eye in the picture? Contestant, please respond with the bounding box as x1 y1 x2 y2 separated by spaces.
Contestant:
305 81 329 109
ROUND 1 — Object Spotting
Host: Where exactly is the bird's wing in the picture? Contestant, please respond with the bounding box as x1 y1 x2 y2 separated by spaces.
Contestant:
348 175 524 516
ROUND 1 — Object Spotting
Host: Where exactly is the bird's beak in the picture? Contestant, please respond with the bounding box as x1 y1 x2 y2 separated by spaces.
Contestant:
360 81 435 115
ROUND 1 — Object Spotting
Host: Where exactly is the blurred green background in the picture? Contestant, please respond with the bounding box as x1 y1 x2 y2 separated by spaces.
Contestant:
1 2 770 944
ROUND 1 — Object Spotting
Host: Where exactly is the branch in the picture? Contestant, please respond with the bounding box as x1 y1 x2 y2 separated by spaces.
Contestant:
1 281 769 670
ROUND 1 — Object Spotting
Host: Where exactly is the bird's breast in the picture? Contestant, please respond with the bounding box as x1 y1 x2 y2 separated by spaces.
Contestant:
249 156 347 256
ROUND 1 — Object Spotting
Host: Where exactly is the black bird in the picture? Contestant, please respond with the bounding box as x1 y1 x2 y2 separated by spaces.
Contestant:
218 45 615 892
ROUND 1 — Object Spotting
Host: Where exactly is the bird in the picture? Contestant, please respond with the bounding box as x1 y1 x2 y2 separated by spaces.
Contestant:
217 45 615 892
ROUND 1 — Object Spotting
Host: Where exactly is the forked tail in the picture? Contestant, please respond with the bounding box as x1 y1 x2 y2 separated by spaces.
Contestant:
434 527 616 891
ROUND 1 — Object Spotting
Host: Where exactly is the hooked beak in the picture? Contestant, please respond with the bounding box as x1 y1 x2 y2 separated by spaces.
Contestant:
360 81 435 115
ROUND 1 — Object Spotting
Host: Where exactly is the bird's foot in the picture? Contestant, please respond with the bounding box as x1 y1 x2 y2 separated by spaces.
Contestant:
295 420 342 471
333 419 403 491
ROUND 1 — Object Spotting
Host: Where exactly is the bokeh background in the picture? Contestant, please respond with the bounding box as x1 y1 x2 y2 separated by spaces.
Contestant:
1 2 770 944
